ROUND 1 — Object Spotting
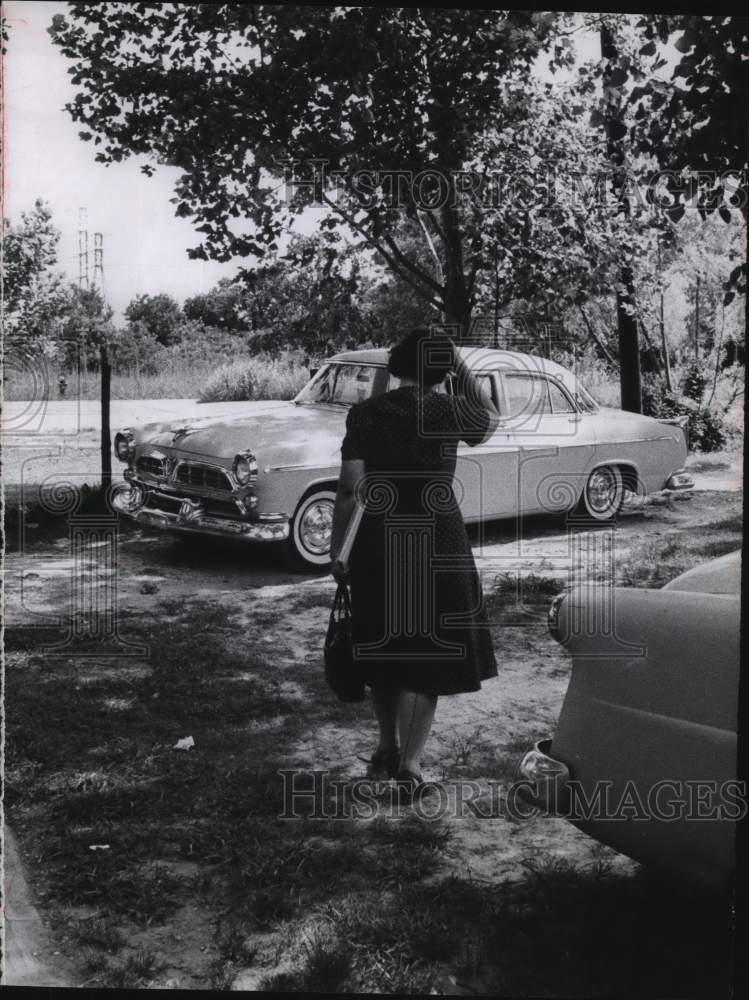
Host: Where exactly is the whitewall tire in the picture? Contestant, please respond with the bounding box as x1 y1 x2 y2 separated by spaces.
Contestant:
285 487 336 572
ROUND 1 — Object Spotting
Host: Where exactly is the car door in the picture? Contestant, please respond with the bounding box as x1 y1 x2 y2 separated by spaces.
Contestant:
499 371 597 516
451 372 520 522
386 370 520 521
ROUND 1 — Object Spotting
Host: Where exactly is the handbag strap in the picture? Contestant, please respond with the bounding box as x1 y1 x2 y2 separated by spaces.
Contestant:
336 501 364 571
332 581 352 619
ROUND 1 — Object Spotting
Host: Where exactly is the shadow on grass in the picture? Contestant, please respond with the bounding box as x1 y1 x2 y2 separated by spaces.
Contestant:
258 860 733 996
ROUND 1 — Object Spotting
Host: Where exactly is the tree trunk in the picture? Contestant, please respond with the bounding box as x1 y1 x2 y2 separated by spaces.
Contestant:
694 274 700 361
440 197 471 338
601 23 641 413
658 237 673 392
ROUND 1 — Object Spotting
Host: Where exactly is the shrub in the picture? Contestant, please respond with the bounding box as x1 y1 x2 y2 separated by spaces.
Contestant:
199 352 310 402
681 362 708 403
641 374 727 453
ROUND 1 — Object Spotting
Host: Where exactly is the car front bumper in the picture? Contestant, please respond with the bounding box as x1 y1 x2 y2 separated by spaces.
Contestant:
517 738 571 814
111 482 290 542
664 468 695 491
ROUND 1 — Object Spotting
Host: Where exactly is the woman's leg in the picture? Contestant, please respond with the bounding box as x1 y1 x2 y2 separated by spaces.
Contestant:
397 689 438 775
371 682 399 753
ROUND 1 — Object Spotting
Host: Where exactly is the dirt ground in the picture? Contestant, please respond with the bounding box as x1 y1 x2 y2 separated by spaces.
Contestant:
4 473 743 990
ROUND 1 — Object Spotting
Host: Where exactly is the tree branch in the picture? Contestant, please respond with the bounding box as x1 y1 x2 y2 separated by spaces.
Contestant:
381 230 445 297
636 313 664 377
318 190 443 310
579 303 618 366
414 210 443 284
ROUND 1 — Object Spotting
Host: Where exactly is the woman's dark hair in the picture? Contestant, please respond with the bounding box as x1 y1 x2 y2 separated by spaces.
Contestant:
388 328 454 387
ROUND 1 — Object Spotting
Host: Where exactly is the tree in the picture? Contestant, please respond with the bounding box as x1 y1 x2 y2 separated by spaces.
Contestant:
50 5 563 335
184 278 248 332
629 16 748 303
124 293 183 347
60 285 116 370
2 199 66 341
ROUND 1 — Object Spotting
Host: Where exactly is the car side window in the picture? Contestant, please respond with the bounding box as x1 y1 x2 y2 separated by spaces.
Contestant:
389 372 495 405
439 373 495 403
503 373 551 416
547 380 576 414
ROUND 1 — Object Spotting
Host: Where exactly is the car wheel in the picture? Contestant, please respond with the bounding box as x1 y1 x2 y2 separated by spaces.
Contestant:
577 465 624 521
284 487 336 572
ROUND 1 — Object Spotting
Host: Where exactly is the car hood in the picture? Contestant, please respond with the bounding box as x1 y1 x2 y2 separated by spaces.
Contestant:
663 550 742 595
132 401 347 464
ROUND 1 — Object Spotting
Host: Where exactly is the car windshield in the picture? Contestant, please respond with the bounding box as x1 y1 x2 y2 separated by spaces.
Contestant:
294 363 390 407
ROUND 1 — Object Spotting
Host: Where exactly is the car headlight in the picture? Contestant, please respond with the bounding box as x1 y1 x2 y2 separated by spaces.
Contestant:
233 450 258 486
114 429 135 463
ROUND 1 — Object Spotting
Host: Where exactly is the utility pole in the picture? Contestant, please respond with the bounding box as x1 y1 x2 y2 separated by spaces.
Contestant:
85 225 111 490
93 232 104 290
78 207 89 289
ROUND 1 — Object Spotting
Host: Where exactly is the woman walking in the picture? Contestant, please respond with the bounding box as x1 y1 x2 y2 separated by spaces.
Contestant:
329 329 500 797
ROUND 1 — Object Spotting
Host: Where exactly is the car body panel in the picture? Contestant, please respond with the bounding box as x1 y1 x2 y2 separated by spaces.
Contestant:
521 552 741 891
662 550 742 594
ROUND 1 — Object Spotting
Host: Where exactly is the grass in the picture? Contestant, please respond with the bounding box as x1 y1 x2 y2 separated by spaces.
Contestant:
4 359 216 401
250 862 733 995
616 513 742 588
4 351 311 402
198 354 309 402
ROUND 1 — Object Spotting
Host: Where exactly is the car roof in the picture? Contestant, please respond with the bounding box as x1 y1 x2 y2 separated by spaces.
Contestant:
329 346 573 379
662 550 742 595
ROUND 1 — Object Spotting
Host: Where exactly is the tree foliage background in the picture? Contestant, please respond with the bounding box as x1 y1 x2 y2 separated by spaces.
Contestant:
2 9 744 445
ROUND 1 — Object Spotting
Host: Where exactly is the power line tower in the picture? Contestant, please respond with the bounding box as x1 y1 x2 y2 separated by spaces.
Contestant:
78 207 89 289
93 232 104 291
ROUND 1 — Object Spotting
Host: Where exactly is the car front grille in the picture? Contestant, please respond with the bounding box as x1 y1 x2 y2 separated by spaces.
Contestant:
175 463 232 492
137 456 166 478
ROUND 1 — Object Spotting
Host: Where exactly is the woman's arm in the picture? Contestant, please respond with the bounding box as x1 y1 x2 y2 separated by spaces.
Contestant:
330 458 365 577
451 341 501 439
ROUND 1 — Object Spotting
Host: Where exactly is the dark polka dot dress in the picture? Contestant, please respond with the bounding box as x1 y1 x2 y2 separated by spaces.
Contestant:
340 384 498 696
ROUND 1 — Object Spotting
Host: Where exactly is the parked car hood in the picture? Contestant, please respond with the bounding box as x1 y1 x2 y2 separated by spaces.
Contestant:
133 401 347 463
663 550 741 595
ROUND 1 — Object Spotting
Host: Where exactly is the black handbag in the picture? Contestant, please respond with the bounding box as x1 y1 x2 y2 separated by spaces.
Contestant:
324 582 365 703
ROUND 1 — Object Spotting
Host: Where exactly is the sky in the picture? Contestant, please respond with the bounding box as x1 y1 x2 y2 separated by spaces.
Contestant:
3 2 600 324
4 1 249 321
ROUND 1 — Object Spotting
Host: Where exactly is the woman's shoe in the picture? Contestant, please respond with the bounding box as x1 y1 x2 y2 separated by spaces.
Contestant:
361 747 400 779
395 766 426 805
